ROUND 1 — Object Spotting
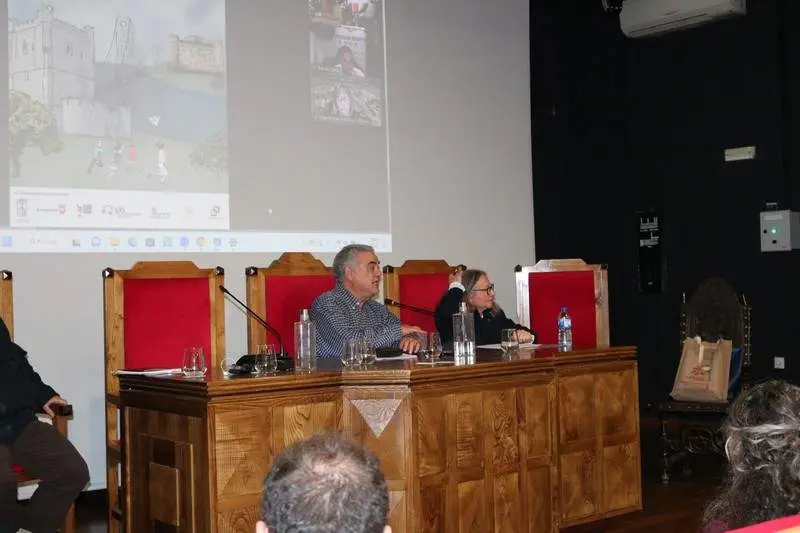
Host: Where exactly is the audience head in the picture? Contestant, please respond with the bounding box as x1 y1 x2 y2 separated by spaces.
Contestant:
460 269 497 314
257 432 391 533
333 244 381 301
704 379 800 529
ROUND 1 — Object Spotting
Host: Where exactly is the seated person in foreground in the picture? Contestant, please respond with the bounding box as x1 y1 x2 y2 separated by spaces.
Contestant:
0 317 89 533
435 269 535 346
310 244 424 357
702 379 800 533
257 432 391 533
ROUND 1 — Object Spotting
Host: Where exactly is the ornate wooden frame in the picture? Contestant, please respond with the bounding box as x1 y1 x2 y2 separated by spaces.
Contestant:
680 277 751 378
245 252 332 353
382 259 465 319
102 261 225 533
515 259 610 347
0 270 13 335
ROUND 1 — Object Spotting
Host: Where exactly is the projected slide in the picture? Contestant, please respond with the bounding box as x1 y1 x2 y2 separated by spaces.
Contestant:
7 0 228 231
309 0 384 127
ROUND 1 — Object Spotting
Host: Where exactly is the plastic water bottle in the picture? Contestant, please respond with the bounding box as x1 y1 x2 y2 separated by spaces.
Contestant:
452 302 476 363
557 307 573 350
294 309 317 372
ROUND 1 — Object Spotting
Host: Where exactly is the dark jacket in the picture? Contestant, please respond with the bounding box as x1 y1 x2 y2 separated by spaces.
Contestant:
434 287 536 346
0 318 56 443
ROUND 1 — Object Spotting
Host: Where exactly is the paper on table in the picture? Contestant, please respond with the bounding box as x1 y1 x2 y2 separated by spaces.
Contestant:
375 354 418 361
114 368 182 376
479 343 541 350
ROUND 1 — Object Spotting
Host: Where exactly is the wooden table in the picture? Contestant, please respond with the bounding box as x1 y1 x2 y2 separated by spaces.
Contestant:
118 345 641 533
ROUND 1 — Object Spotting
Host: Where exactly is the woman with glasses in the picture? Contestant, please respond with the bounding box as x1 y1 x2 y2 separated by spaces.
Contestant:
434 269 535 347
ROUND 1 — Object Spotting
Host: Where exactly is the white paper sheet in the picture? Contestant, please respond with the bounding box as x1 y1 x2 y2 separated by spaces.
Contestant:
479 343 542 350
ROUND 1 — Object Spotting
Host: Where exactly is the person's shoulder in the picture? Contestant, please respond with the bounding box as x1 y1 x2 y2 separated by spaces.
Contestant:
310 288 336 308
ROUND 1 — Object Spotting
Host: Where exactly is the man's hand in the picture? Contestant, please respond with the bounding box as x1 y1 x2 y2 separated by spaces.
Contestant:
43 395 68 417
401 324 425 337
400 335 422 354
449 268 463 285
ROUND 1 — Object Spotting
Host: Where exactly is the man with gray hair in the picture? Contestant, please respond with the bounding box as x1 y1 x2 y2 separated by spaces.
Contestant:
310 244 423 357
256 432 392 533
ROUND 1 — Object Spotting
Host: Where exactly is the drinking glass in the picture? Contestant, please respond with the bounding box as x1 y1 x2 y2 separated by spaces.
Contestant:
219 357 238 377
182 347 206 379
501 329 519 356
254 344 277 375
427 332 443 363
361 338 377 365
347 338 365 365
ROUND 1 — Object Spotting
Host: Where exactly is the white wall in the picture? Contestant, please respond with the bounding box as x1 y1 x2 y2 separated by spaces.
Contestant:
10 0 533 495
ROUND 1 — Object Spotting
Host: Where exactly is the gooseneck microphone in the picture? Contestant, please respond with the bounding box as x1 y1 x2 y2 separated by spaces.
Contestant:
219 285 287 356
384 298 436 317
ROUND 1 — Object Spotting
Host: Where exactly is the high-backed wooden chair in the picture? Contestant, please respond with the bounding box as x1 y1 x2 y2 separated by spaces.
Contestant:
382 260 465 332
1 270 76 533
657 278 751 483
102 261 225 533
245 252 334 355
515 259 610 347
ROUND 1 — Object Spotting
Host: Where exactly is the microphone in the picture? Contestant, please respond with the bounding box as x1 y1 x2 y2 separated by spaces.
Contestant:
384 298 435 317
219 285 287 356
480 310 536 340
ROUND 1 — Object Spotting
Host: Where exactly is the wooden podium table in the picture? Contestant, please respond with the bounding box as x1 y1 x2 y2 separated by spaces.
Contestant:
118 345 641 533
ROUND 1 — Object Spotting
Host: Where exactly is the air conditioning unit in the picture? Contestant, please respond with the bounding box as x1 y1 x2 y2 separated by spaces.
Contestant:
620 0 746 38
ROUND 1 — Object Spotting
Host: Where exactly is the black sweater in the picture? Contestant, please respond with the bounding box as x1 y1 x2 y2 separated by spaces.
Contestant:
0 318 57 443
435 287 533 346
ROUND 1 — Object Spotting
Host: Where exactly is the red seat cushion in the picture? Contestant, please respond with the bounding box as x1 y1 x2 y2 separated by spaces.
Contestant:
529 271 598 347
398 273 449 332
265 274 336 356
11 464 23 474
123 277 213 369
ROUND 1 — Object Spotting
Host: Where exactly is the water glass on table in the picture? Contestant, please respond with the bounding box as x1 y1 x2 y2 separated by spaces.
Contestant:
343 338 362 367
182 346 207 379
361 338 377 365
254 344 278 375
501 329 519 356
426 332 443 363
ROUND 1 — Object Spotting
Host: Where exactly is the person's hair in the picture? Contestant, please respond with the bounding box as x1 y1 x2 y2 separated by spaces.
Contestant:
703 379 800 530
460 269 499 315
332 244 375 284
261 432 389 533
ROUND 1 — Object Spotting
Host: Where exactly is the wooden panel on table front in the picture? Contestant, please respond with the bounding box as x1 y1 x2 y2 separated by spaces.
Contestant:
557 361 641 527
343 386 411 532
212 390 343 532
414 374 557 533
126 407 208 533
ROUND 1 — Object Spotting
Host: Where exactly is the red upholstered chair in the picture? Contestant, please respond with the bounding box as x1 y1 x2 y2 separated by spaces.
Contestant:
1 270 76 533
102 261 225 533
515 259 610 348
382 260 465 332
245 252 334 355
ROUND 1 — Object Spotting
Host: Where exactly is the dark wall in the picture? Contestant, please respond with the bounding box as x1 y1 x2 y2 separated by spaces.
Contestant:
531 0 799 406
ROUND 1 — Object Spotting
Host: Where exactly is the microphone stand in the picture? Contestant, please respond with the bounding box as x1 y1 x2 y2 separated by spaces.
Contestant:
219 285 287 356
384 298 436 317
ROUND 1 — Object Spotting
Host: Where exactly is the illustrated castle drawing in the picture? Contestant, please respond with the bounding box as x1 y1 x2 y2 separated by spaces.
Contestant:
8 5 95 111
